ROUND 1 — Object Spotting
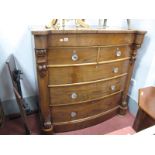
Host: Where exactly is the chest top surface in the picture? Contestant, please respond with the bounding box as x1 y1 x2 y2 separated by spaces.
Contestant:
32 27 146 35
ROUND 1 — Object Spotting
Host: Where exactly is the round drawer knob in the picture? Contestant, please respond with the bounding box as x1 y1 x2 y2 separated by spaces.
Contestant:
71 112 77 118
59 38 63 42
113 67 119 73
116 48 122 57
111 85 116 91
72 52 78 61
71 92 78 99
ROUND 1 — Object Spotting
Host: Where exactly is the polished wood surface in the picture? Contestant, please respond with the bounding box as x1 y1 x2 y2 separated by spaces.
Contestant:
54 109 118 132
139 87 155 119
50 76 126 105
48 60 129 85
32 28 146 134
51 93 121 123
133 87 155 132
48 34 135 47
47 46 130 65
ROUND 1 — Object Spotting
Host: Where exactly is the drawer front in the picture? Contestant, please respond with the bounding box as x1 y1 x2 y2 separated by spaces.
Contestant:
47 46 130 65
51 93 121 123
49 76 126 105
48 47 98 64
48 33 135 47
48 60 129 85
99 46 130 61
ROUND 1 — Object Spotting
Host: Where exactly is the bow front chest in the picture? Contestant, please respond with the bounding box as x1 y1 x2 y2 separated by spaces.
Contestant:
32 28 146 134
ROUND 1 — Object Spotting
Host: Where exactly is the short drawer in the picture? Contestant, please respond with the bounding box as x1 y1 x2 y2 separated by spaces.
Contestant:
47 46 130 65
99 46 130 62
48 47 98 64
49 76 126 105
48 60 129 85
48 33 135 47
51 93 121 123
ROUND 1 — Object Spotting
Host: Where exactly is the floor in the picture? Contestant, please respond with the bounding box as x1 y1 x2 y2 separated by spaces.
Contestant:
0 112 134 135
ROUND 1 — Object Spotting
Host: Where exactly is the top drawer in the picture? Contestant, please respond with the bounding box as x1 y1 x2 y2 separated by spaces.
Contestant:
47 33 135 47
47 46 131 65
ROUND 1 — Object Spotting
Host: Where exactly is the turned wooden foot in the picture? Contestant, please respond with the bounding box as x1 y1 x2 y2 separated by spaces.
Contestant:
41 121 53 135
119 101 128 115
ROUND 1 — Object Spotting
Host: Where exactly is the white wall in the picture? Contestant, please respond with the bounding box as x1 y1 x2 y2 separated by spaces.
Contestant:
0 0 51 101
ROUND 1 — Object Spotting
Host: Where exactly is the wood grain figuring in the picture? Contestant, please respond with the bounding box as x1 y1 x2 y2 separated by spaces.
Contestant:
49 76 126 105
48 60 129 85
47 46 130 65
48 34 135 47
50 90 123 106
48 74 127 88
32 28 146 133
51 93 121 123
53 109 118 132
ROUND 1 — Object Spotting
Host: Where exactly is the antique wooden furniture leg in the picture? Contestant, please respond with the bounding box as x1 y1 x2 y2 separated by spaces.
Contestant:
133 87 155 132
6 55 31 134
34 35 53 134
119 33 146 115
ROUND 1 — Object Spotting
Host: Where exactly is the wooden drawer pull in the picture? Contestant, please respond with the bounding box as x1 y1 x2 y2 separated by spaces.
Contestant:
111 85 116 91
70 112 77 118
113 67 119 73
116 48 122 57
71 92 78 99
72 51 78 61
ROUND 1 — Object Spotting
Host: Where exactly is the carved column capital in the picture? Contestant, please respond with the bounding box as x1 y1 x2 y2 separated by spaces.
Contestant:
35 49 48 78
130 43 141 64
38 63 47 77
35 49 47 57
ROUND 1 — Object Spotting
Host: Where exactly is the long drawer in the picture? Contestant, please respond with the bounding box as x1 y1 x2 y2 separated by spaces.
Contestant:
48 33 135 47
49 76 126 105
47 46 130 65
51 93 121 123
48 60 129 85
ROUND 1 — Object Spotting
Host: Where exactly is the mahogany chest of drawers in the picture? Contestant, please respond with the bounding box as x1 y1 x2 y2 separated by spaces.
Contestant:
32 28 146 134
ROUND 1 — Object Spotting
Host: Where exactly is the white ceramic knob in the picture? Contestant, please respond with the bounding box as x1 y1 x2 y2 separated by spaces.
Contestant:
59 38 63 42
71 112 77 118
71 92 77 99
116 48 122 57
113 67 119 73
111 85 116 91
72 52 78 61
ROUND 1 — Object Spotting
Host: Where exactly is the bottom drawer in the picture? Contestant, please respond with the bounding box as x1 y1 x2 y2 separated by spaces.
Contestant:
51 93 121 123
